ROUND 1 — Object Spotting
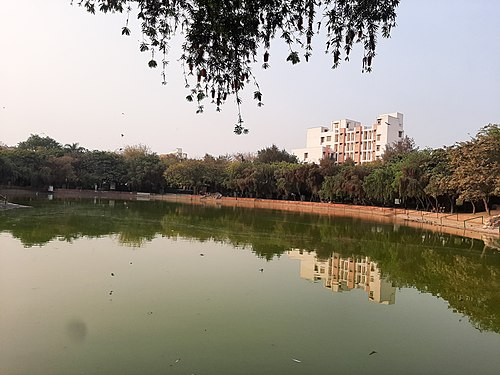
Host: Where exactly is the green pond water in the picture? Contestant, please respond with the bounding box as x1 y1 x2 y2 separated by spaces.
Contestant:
0 197 499 375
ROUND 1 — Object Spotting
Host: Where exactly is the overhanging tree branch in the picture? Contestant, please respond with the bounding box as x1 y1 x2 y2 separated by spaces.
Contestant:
72 0 400 133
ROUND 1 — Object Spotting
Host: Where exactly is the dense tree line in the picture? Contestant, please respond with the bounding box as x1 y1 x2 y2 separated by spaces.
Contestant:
1 124 498 213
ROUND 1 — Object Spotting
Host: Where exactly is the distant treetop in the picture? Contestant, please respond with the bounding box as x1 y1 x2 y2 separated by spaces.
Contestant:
17 134 63 152
256 144 298 164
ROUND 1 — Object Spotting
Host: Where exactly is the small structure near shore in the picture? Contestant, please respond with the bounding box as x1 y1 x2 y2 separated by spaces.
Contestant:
484 215 500 229
0 202 30 211
0 194 30 211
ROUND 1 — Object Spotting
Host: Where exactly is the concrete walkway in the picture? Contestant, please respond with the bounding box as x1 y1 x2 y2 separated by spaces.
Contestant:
395 209 499 237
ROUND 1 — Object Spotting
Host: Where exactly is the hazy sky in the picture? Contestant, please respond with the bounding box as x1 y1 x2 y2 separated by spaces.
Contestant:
1 0 499 157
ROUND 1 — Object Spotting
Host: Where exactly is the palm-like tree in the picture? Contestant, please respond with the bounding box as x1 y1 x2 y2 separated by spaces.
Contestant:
64 143 87 155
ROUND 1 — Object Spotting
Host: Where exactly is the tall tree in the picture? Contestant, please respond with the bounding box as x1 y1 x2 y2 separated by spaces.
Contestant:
394 150 431 210
424 148 456 213
0 151 16 185
75 151 127 189
382 136 417 163
4 149 50 187
126 153 166 192
449 124 500 215
225 160 253 197
275 163 301 199
46 155 77 187
320 161 369 204
202 154 229 193
364 164 397 206
164 159 206 194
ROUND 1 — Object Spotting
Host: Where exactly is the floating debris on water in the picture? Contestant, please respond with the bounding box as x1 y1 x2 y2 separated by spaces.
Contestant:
369 351 377 356
291 358 301 363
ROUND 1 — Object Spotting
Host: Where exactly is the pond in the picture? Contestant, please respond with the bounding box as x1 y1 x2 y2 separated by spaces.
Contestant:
1 197 499 375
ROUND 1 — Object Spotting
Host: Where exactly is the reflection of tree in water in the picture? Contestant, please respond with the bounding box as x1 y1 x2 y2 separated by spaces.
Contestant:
381 248 500 333
1 197 498 332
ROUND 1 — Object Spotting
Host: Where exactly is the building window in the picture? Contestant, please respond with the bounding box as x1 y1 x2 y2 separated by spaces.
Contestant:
304 152 308 159
376 134 381 141
321 137 325 143
376 145 380 151
326 136 331 141
399 131 403 138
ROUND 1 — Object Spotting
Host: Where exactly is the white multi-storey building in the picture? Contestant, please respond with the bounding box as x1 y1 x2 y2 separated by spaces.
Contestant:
292 112 404 164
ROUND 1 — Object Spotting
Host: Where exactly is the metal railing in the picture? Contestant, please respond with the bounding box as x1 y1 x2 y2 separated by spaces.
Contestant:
463 216 484 229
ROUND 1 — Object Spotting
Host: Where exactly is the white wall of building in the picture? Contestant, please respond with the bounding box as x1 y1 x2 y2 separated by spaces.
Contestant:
304 126 328 147
292 146 324 164
374 113 404 159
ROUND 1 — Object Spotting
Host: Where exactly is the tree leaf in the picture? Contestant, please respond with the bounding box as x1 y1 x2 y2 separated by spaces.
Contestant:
286 51 300 64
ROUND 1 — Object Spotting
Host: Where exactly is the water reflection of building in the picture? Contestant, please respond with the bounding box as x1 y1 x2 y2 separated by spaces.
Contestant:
288 250 396 305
